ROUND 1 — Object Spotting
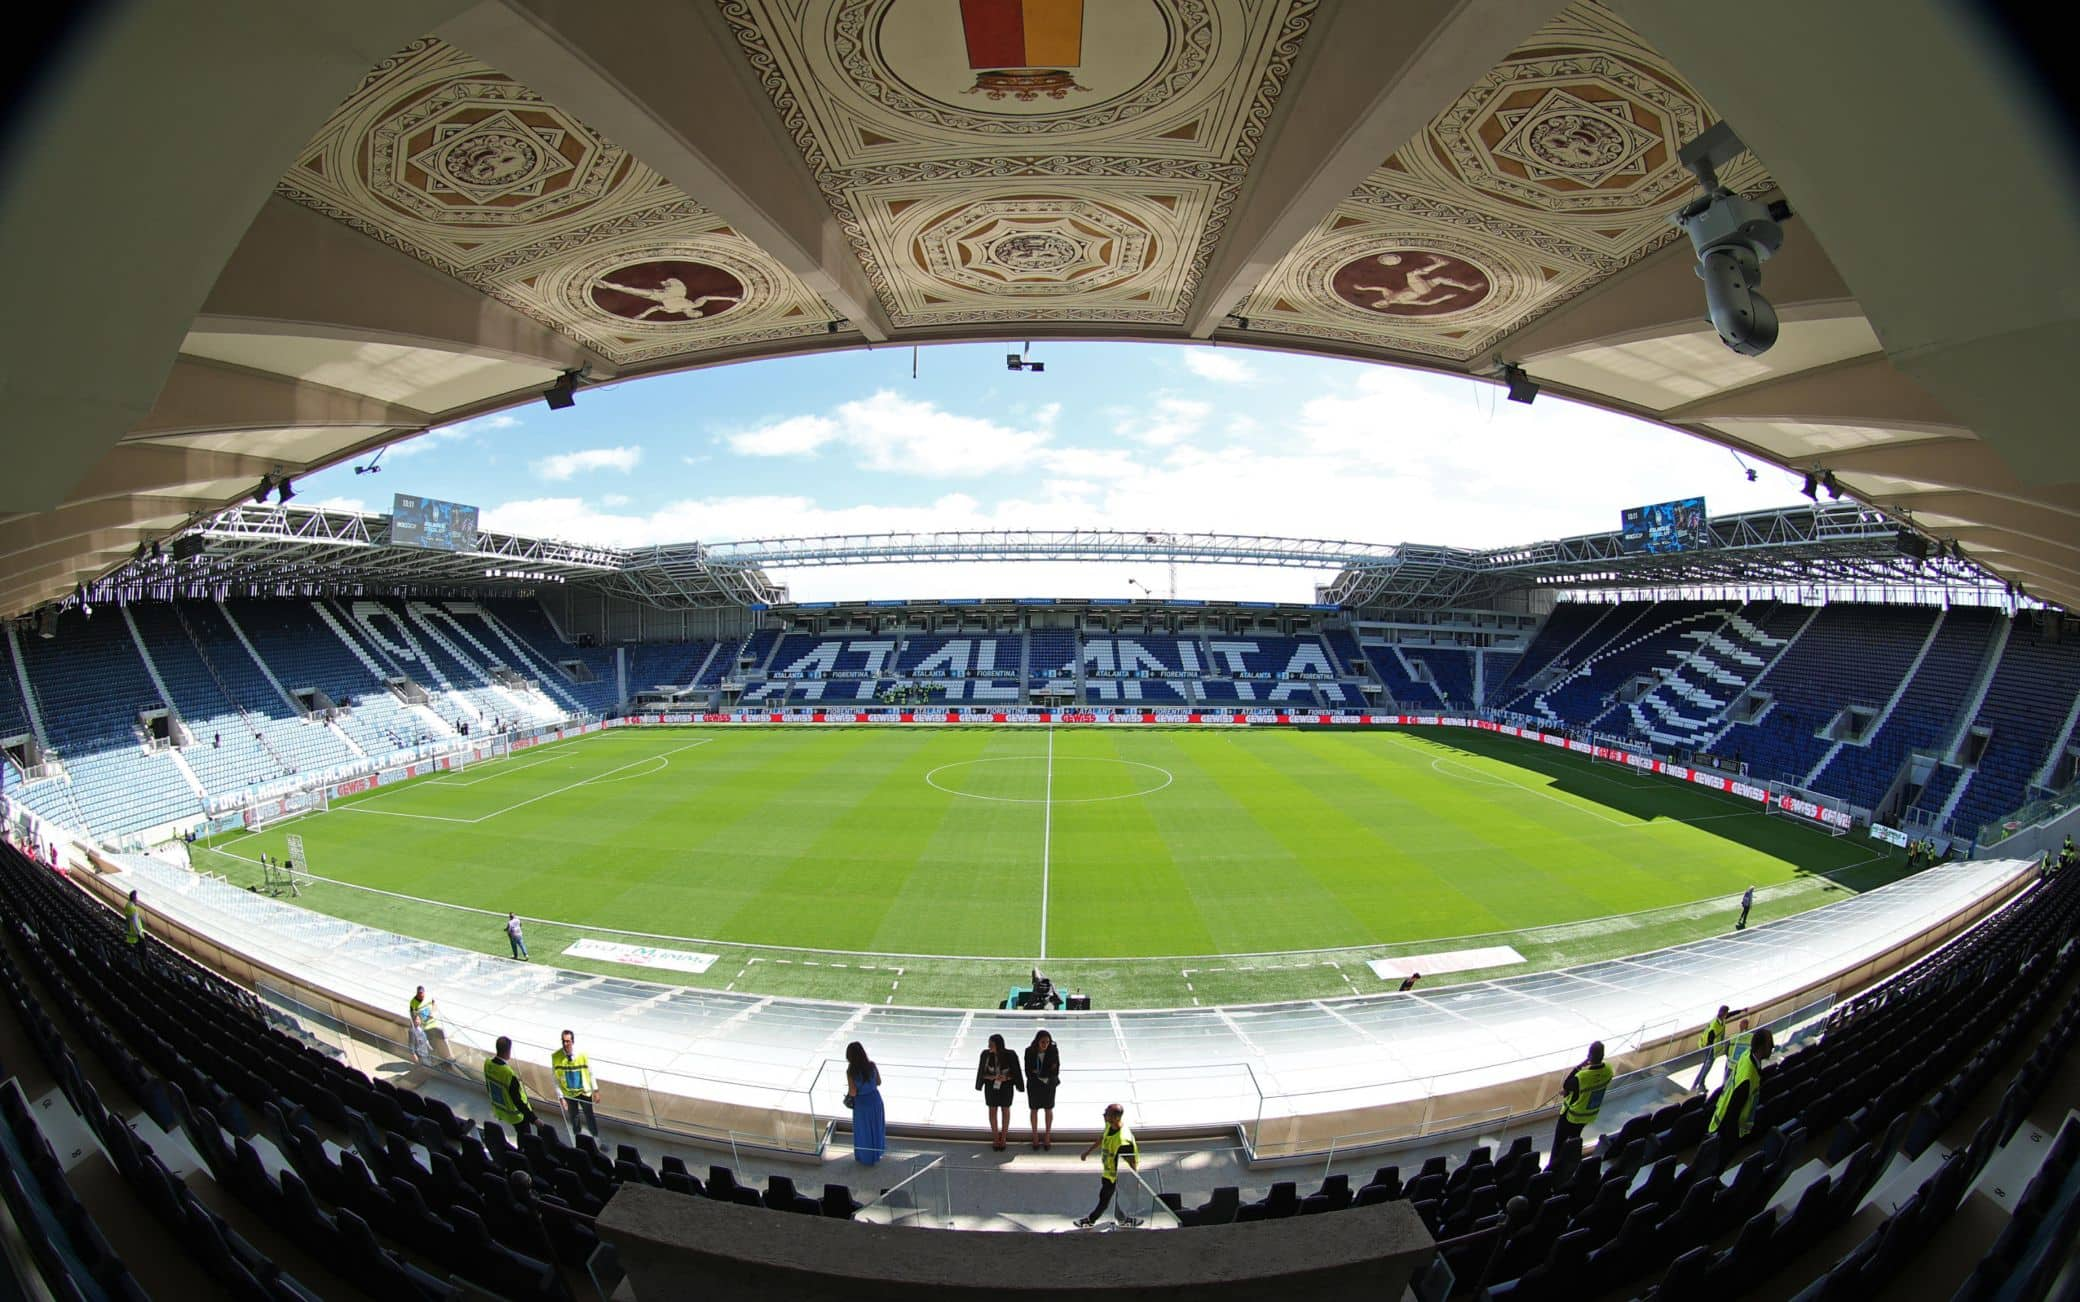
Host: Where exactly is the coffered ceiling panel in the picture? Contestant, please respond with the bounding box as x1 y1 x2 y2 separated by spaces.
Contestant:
717 0 1318 327
1237 0 1769 364
275 38 839 367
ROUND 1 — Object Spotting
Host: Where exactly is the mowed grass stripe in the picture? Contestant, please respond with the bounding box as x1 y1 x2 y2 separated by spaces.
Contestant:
1046 729 1219 958
206 725 1906 974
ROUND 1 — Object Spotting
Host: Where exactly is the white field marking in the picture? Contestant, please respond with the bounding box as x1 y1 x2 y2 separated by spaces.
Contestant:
200 843 1892 966
423 751 570 788
921 753 1173 805
345 729 622 806
1426 752 1762 829
333 739 708 825
1039 725 1055 960
1428 755 1630 825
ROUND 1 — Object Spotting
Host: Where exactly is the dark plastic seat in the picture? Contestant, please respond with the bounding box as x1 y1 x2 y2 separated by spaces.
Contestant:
763 1174 820 1215
821 1183 863 1219
1189 1186 1239 1226
1359 1166 1401 1201
1298 1172 1351 1214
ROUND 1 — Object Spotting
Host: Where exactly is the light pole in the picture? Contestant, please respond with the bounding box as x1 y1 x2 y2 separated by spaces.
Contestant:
1142 533 1178 599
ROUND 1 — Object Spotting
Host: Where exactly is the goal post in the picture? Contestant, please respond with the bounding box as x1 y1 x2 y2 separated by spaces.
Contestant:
242 786 329 832
1765 780 1854 836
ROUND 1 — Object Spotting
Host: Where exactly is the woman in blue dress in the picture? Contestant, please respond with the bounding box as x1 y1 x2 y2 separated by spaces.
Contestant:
845 1040 886 1166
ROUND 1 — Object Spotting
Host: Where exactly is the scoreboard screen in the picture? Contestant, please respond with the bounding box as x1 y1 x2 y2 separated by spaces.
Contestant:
1619 497 1708 554
390 493 480 552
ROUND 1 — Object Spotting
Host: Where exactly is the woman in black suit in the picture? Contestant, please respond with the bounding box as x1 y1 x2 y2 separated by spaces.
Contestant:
1024 1029 1060 1150
976 1033 1024 1151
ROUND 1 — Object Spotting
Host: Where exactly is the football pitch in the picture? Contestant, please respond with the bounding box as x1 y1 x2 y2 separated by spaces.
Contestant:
196 725 1915 1008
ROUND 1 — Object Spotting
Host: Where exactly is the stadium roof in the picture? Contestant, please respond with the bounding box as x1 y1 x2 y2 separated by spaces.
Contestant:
2 1 2075 617
109 500 1995 614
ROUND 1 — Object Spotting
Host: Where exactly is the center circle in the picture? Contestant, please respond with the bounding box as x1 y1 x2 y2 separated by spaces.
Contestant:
924 755 1174 804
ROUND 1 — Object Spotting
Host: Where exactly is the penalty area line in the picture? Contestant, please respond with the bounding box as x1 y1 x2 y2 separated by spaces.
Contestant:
334 738 709 825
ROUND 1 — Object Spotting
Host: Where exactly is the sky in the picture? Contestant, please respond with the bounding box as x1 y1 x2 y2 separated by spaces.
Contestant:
301 341 1808 602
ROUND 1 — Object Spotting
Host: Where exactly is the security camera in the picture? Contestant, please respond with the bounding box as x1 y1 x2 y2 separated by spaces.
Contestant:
1669 122 1791 357
1674 190 1784 356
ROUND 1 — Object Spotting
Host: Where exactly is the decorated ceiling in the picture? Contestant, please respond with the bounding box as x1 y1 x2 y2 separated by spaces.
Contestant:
1240 2 1768 361
4 0 2073 616
718 0 1315 327
278 38 839 366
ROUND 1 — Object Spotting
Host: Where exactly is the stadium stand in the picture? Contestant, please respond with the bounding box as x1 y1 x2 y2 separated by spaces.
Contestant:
1945 622 2080 843
1368 642 1443 709
15 596 2080 847
479 601 621 714
1404 649 1476 710
2 830 2072 1296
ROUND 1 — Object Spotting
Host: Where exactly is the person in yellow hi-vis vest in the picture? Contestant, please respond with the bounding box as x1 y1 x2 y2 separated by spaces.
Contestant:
1710 1027 1776 1149
1692 1004 1747 1092
1550 1040 1615 1169
552 1029 598 1141
484 1036 536 1132
1076 1103 1143 1228
123 890 146 966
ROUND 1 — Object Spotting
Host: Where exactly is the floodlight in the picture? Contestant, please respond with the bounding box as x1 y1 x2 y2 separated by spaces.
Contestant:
544 370 579 410
1800 472 1819 500
276 478 296 505
252 476 272 504
1822 471 1842 501
1500 363 1539 405
1007 353 1024 371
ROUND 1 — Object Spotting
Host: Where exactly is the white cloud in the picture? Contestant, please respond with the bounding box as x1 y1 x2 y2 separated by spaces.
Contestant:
1181 349 1258 384
727 414 839 457
531 445 642 481
599 494 630 507
727 390 1052 476
474 357 1807 602
312 496 370 514
1115 396 1211 447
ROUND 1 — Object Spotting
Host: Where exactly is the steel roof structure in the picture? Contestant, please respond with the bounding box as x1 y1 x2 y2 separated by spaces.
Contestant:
81 501 2001 615
3 1 2074 614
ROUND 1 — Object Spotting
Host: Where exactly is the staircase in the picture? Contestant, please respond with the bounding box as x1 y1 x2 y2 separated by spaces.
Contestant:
116 606 181 738
214 599 302 715
461 603 587 714
1944 616 2012 764
166 748 209 802
1802 609 1948 787
170 602 292 777
311 601 395 682
6 625 50 749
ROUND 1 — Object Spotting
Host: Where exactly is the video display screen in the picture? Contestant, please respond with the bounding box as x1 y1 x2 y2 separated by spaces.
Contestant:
390 493 480 552
1619 497 1708 554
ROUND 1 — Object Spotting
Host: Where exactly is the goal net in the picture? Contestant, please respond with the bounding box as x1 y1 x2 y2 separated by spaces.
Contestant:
242 786 329 832
1765 780 1854 836
445 734 511 774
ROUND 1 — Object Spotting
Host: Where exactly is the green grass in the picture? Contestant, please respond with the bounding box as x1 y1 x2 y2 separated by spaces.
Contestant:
195 725 1916 1008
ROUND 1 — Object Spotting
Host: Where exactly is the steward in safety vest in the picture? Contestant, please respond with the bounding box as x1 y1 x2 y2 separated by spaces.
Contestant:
1711 1026 1775 1143
484 1035 533 1128
1548 1040 1614 1168
124 890 144 945
551 1029 600 1139
1692 1005 1746 1091
1562 1043 1615 1127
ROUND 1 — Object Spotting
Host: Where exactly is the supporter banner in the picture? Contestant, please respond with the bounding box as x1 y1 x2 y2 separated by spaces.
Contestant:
562 937 718 975
1870 824 1911 848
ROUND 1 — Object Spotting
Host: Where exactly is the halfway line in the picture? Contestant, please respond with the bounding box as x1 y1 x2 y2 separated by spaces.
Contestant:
1039 725 1054 959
